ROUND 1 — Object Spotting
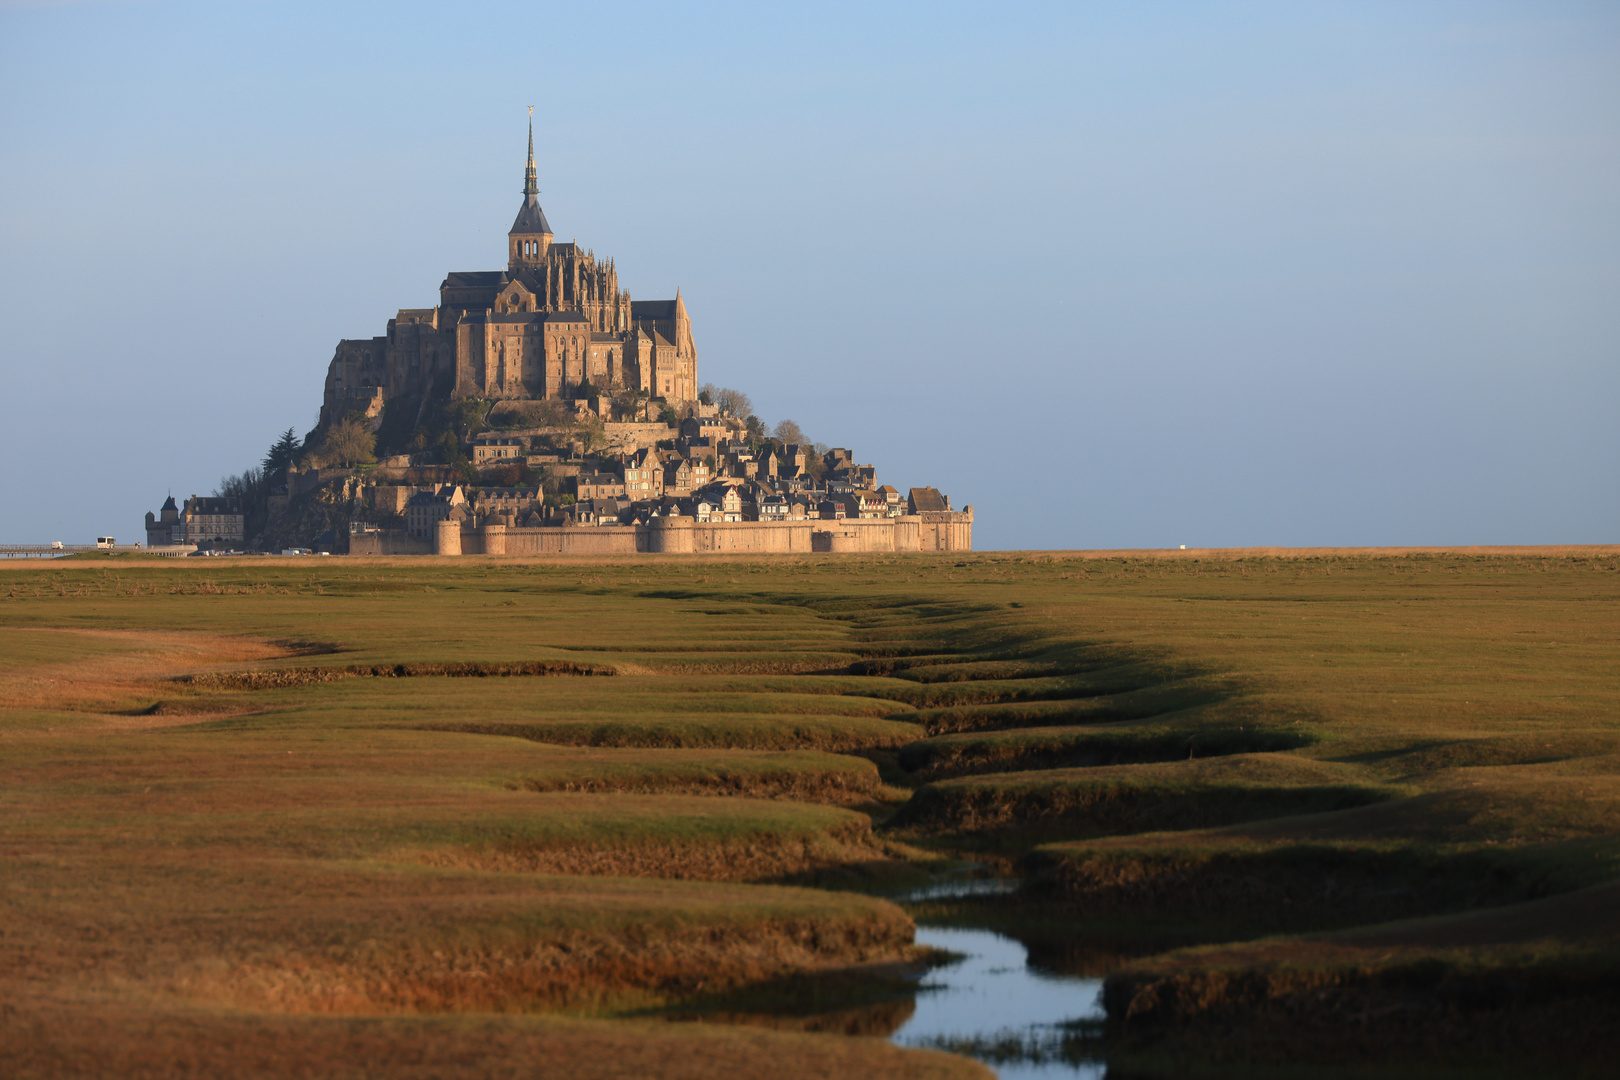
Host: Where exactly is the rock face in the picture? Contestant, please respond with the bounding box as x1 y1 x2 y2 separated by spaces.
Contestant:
321 115 697 428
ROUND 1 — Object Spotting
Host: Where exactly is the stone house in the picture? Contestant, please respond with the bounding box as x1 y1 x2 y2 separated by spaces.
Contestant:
817 498 846 521
623 448 664 499
181 496 245 547
576 471 626 500
663 456 711 497
405 485 467 539
471 434 528 464
907 487 951 514
852 489 887 518
476 485 542 525
678 416 731 442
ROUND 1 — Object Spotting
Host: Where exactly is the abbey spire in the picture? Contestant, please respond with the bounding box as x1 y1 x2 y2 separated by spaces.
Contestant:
509 106 553 269
523 107 538 197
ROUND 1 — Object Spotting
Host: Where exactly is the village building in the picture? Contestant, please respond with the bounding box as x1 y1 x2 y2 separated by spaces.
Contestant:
471 434 528 465
405 485 467 539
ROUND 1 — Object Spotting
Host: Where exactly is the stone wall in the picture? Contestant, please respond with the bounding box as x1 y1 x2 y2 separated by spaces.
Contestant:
350 508 971 557
349 531 433 556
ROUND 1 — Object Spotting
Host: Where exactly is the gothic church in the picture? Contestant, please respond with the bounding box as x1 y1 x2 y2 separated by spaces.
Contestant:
321 116 697 425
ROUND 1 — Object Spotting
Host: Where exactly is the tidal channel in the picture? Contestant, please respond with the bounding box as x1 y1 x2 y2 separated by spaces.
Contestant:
891 881 1106 1079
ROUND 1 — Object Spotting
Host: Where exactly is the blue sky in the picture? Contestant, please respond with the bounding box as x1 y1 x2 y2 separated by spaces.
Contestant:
2 1 1615 550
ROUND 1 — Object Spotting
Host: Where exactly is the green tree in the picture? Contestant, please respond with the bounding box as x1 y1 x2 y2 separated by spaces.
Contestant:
261 428 300 479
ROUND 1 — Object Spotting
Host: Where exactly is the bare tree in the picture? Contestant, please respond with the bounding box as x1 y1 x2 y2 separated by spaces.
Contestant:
709 386 752 419
772 419 806 446
306 414 377 468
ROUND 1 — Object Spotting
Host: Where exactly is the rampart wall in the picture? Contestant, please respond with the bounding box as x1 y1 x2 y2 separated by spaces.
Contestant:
348 509 971 556
349 532 434 556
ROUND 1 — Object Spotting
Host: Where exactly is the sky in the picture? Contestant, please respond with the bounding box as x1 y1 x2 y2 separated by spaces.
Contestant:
1 0 1615 551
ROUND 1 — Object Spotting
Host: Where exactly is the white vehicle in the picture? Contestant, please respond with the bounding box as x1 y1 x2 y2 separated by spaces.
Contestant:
49 541 64 550
96 536 116 549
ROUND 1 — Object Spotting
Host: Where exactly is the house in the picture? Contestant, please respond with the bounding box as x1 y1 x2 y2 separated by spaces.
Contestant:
907 487 951 513
181 496 245 547
405 485 467 538
476 485 542 525
852 489 887 518
471 434 528 464
817 498 846 521
694 484 744 522
663 456 711 497
678 416 730 442
589 497 630 525
623 448 664 498
575 470 626 500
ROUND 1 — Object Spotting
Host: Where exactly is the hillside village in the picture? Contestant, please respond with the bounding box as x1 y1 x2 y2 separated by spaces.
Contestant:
149 118 969 556
150 388 962 554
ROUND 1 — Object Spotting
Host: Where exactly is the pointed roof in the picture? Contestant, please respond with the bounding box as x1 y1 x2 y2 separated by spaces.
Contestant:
161 495 178 512
511 109 553 236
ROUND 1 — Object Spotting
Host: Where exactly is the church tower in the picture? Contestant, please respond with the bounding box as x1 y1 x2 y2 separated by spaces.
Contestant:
508 108 553 271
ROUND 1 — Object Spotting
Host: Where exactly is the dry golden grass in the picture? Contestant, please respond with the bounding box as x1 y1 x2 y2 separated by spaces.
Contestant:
4 548 1617 1075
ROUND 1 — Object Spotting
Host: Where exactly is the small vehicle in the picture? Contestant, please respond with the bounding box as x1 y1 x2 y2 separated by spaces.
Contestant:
49 541 63 550
96 537 115 549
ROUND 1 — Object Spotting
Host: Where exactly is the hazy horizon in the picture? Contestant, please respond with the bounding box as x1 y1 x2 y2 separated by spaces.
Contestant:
3 1 1615 550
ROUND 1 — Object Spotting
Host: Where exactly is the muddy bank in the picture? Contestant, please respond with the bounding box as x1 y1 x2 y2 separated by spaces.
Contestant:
1021 845 1555 931
178 914 918 1016
1101 961 1620 1077
177 659 617 689
408 821 913 886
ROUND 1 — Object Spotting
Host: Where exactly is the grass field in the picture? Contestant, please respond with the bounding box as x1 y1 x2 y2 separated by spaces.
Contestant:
2 547 1617 1077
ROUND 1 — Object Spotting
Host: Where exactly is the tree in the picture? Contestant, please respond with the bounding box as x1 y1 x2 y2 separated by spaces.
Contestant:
261 428 300 479
697 384 715 406
743 414 766 445
214 466 270 546
707 386 751 418
772 419 806 446
574 413 607 457
313 414 377 468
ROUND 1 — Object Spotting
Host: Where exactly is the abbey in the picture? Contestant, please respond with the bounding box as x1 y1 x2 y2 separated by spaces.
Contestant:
321 117 697 425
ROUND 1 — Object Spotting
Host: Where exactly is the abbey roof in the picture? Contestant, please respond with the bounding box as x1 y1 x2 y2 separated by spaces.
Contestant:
510 194 552 235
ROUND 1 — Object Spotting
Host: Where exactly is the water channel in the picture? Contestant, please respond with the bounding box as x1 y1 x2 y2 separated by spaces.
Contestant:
889 881 1107 1079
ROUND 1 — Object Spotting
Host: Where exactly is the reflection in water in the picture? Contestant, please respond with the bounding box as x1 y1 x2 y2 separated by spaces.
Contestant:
893 926 1106 1080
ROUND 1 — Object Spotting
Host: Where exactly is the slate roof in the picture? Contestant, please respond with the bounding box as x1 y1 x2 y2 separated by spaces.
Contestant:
509 195 552 235
631 300 677 320
443 271 505 288
908 487 948 512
